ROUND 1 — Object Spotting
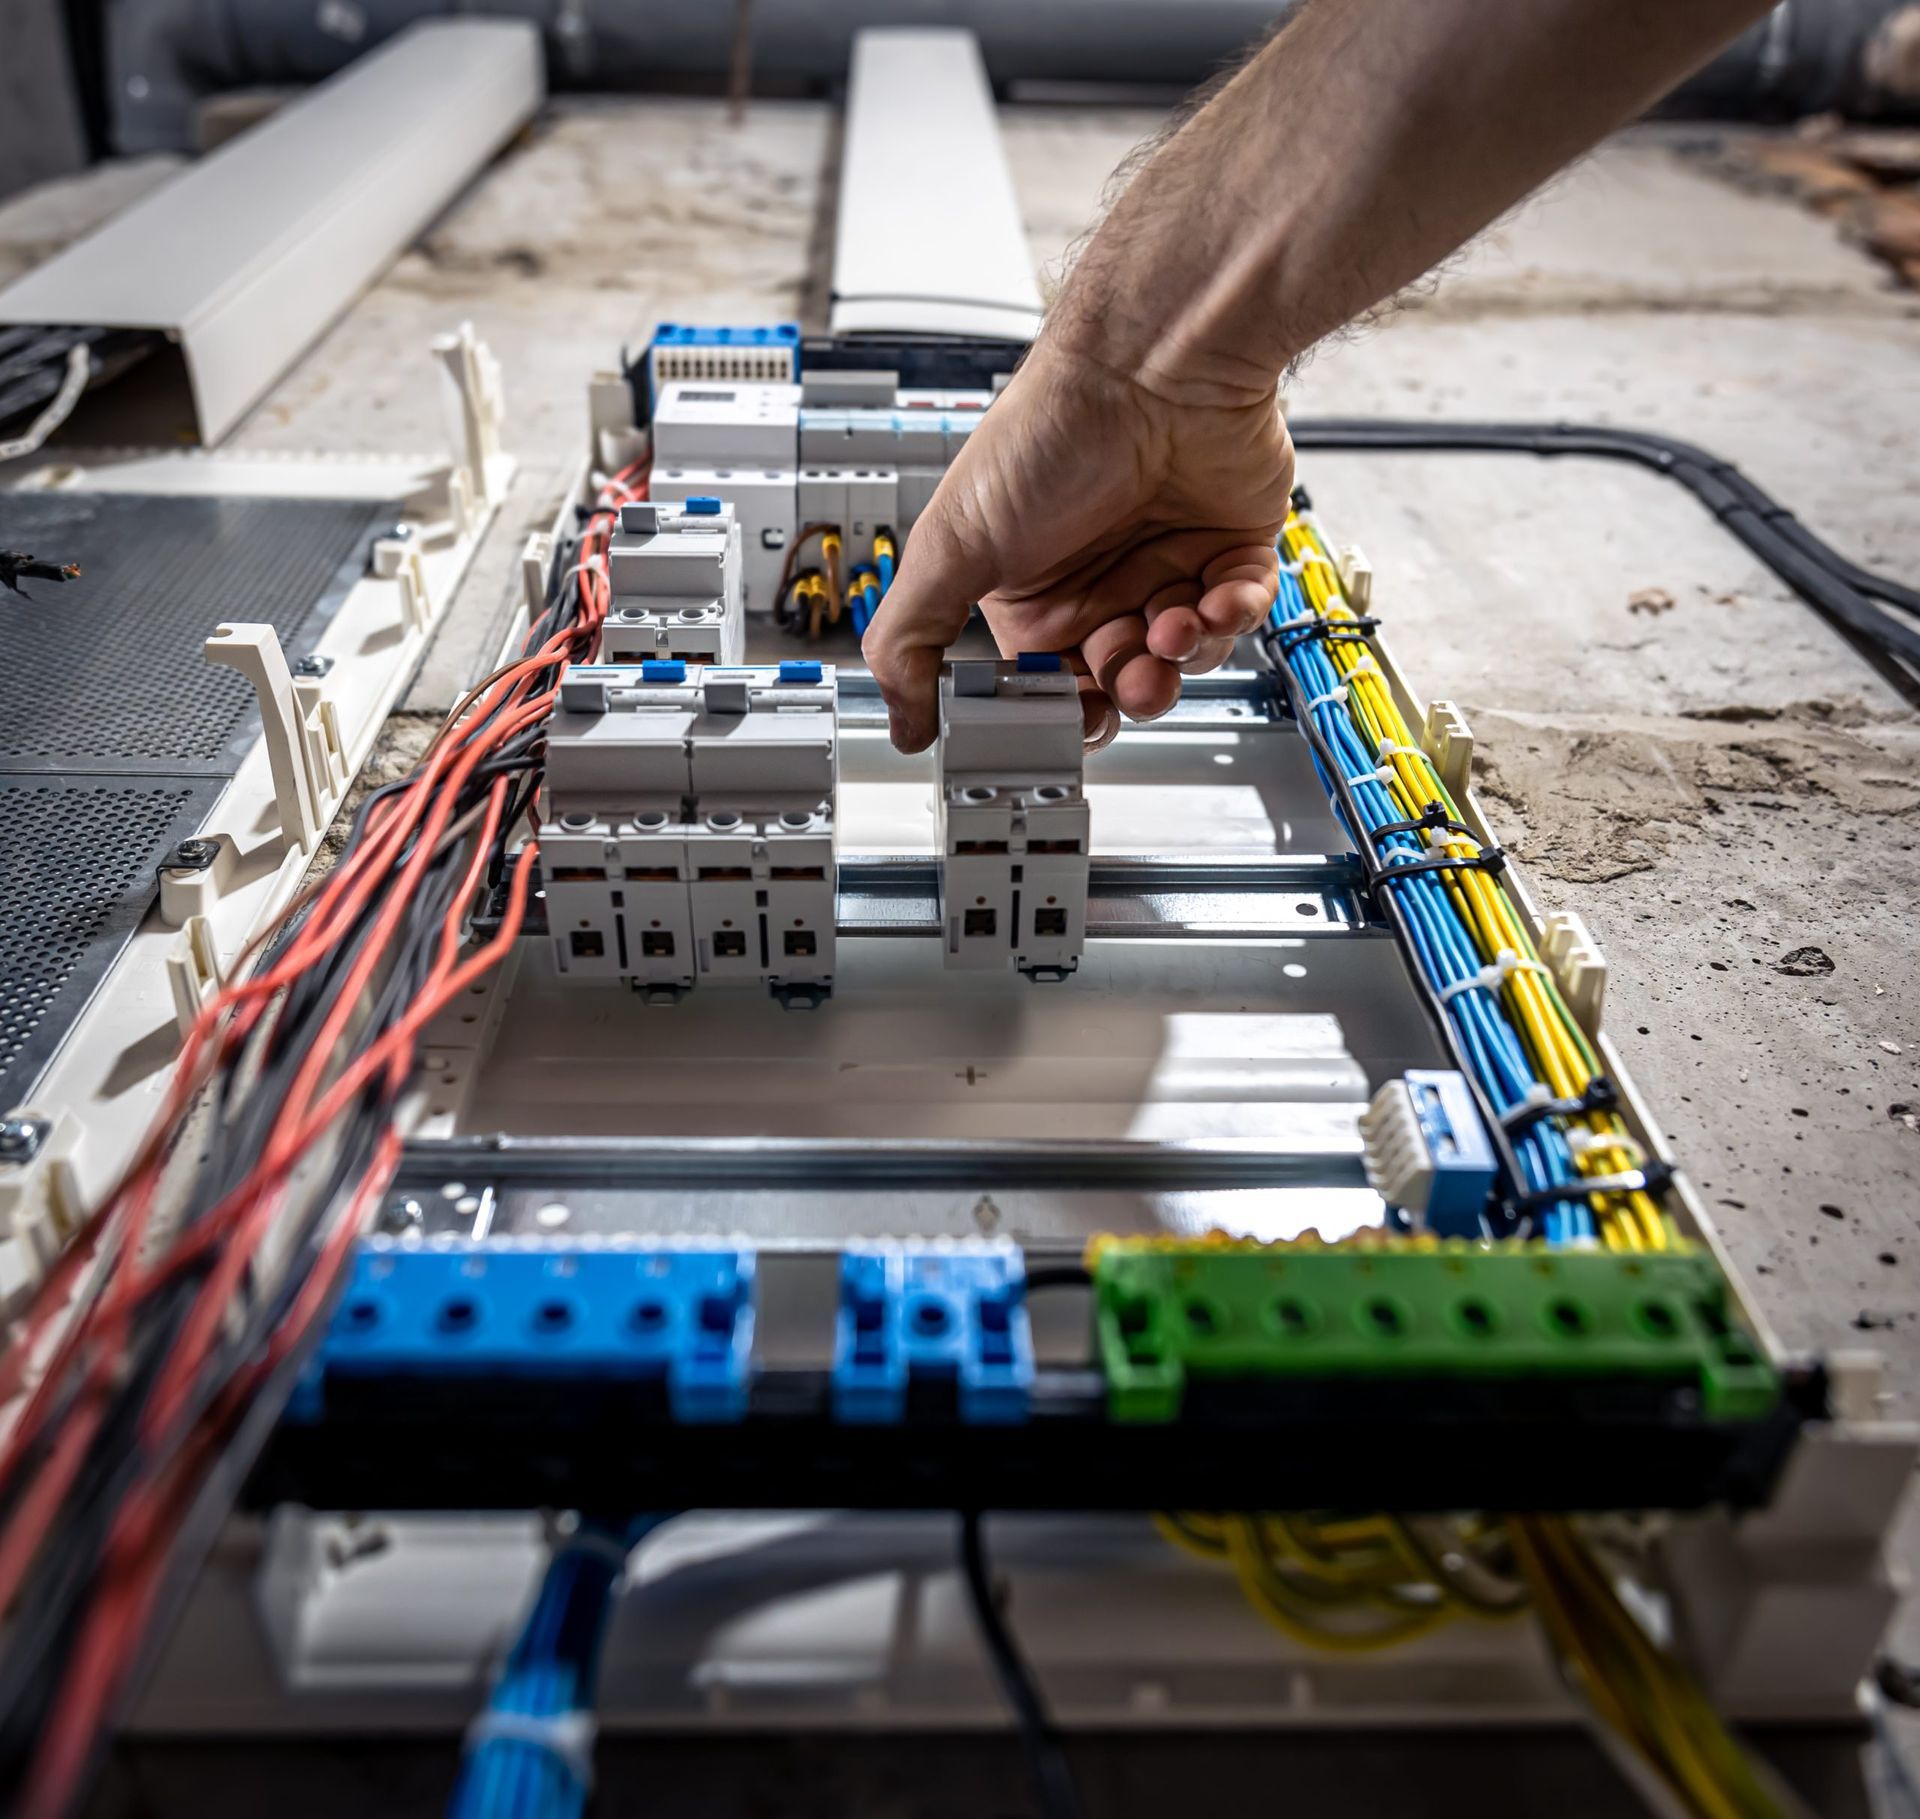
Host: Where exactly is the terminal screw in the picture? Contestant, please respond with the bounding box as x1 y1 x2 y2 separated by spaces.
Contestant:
167 839 220 872
379 1196 425 1235
0 1117 49 1162
294 653 335 679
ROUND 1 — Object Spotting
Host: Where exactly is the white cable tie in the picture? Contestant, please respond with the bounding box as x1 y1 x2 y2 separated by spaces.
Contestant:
1436 948 1544 1003
1563 1170 1655 1199
1306 684 1348 713
1568 1129 1645 1165
464 1708 596 1789
1516 1083 1554 1114
1283 556 1308 577
565 559 608 584
1299 549 1336 567
0 343 91 464
1374 739 1410 761
1272 610 1317 632
1342 653 1382 682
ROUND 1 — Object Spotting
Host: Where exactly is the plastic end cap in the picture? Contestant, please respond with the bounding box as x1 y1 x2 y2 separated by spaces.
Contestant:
1016 651 1064 673
779 660 823 684
685 495 723 515
641 660 687 683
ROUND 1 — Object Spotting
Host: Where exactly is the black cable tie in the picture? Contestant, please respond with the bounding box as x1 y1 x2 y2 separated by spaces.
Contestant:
1508 1157 1675 1217
1370 801 1471 842
1370 846 1507 889
1290 484 1314 512
1498 1075 1622 1138
1274 614 1381 658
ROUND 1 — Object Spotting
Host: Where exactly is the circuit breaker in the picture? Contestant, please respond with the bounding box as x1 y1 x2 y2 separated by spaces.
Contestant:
936 655 1090 978
638 354 996 621
597 498 745 665
541 661 839 1000
650 466 795 617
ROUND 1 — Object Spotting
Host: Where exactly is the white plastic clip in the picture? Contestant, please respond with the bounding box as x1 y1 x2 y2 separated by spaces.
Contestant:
1306 684 1349 713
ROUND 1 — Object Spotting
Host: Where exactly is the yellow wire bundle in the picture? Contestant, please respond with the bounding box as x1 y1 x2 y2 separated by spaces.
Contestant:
1281 512 1671 1252
1509 1516 1810 1819
1161 1510 1802 1818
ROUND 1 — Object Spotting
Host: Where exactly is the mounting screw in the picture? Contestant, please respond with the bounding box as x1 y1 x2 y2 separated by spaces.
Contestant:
293 653 335 679
379 1196 424 1235
166 838 220 872
0 1117 49 1163
388 522 416 542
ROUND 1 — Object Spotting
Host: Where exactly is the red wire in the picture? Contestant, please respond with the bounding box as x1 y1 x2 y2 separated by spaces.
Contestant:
0 461 642 1798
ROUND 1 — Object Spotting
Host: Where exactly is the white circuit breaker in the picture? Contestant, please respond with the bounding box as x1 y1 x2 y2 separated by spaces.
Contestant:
541 661 838 1001
640 366 993 615
936 656 1090 979
598 498 746 665
650 466 795 617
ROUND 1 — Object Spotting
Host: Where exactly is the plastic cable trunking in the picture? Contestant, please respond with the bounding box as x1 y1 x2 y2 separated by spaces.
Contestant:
1090 1243 1780 1424
291 1242 756 1423
832 1245 1035 1424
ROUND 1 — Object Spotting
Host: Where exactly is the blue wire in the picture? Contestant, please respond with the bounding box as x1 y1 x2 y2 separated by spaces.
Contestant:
1272 564 1592 1243
447 1516 672 1819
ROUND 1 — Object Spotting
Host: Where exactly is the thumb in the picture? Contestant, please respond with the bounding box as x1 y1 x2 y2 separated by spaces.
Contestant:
860 503 999 753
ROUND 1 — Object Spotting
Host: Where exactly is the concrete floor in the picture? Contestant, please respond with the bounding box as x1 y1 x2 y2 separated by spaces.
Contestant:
3 90 1918 1769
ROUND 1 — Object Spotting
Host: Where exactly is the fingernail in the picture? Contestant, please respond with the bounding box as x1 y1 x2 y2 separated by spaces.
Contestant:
1169 630 1199 660
1085 706 1119 747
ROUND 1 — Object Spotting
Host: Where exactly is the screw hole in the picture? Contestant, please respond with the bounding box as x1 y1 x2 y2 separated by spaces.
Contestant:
1548 1299 1589 1338
436 1297 479 1334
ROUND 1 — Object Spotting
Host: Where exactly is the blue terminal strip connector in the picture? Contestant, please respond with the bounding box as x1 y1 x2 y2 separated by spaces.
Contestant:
1407 1069 1500 1238
645 322 802 408
295 1243 756 1423
831 1246 1035 1424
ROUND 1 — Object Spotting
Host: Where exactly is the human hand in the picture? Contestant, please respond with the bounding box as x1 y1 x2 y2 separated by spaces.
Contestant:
860 340 1292 752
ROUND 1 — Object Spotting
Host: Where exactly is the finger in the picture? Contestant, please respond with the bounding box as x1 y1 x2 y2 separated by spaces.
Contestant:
861 506 999 753
1195 542 1282 640
1142 580 1204 663
1080 612 1181 723
1175 632 1236 675
1081 688 1120 749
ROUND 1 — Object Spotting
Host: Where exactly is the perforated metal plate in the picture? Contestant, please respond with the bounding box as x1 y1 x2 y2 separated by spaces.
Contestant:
0 488 389 1108
0 777 222 1110
0 491 387 774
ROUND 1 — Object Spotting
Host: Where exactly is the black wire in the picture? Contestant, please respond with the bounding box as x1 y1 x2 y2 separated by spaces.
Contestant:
0 481 600 1805
1287 417 1920 686
958 1512 1085 1819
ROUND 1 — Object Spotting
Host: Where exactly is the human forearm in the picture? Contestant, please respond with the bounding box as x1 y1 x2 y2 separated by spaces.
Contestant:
1050 0 1775 405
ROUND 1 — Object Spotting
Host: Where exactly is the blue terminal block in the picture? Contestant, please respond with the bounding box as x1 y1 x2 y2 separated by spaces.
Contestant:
1407 1070 1500 1238
645 322 802 408
831 1246 1035 1425
299 1243 757 1424
640 659 687 683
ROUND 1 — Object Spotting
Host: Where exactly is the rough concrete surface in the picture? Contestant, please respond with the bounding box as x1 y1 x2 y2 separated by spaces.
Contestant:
2 92 1917 1782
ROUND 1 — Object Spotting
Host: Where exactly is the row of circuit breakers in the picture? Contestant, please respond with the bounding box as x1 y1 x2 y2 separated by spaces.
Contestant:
542 343 1090 1001
547 573 1087 1005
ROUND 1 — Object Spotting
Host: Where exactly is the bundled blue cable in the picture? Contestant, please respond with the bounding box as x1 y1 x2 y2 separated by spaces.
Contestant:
1270 565 1592 1244
447 1516 669 1819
